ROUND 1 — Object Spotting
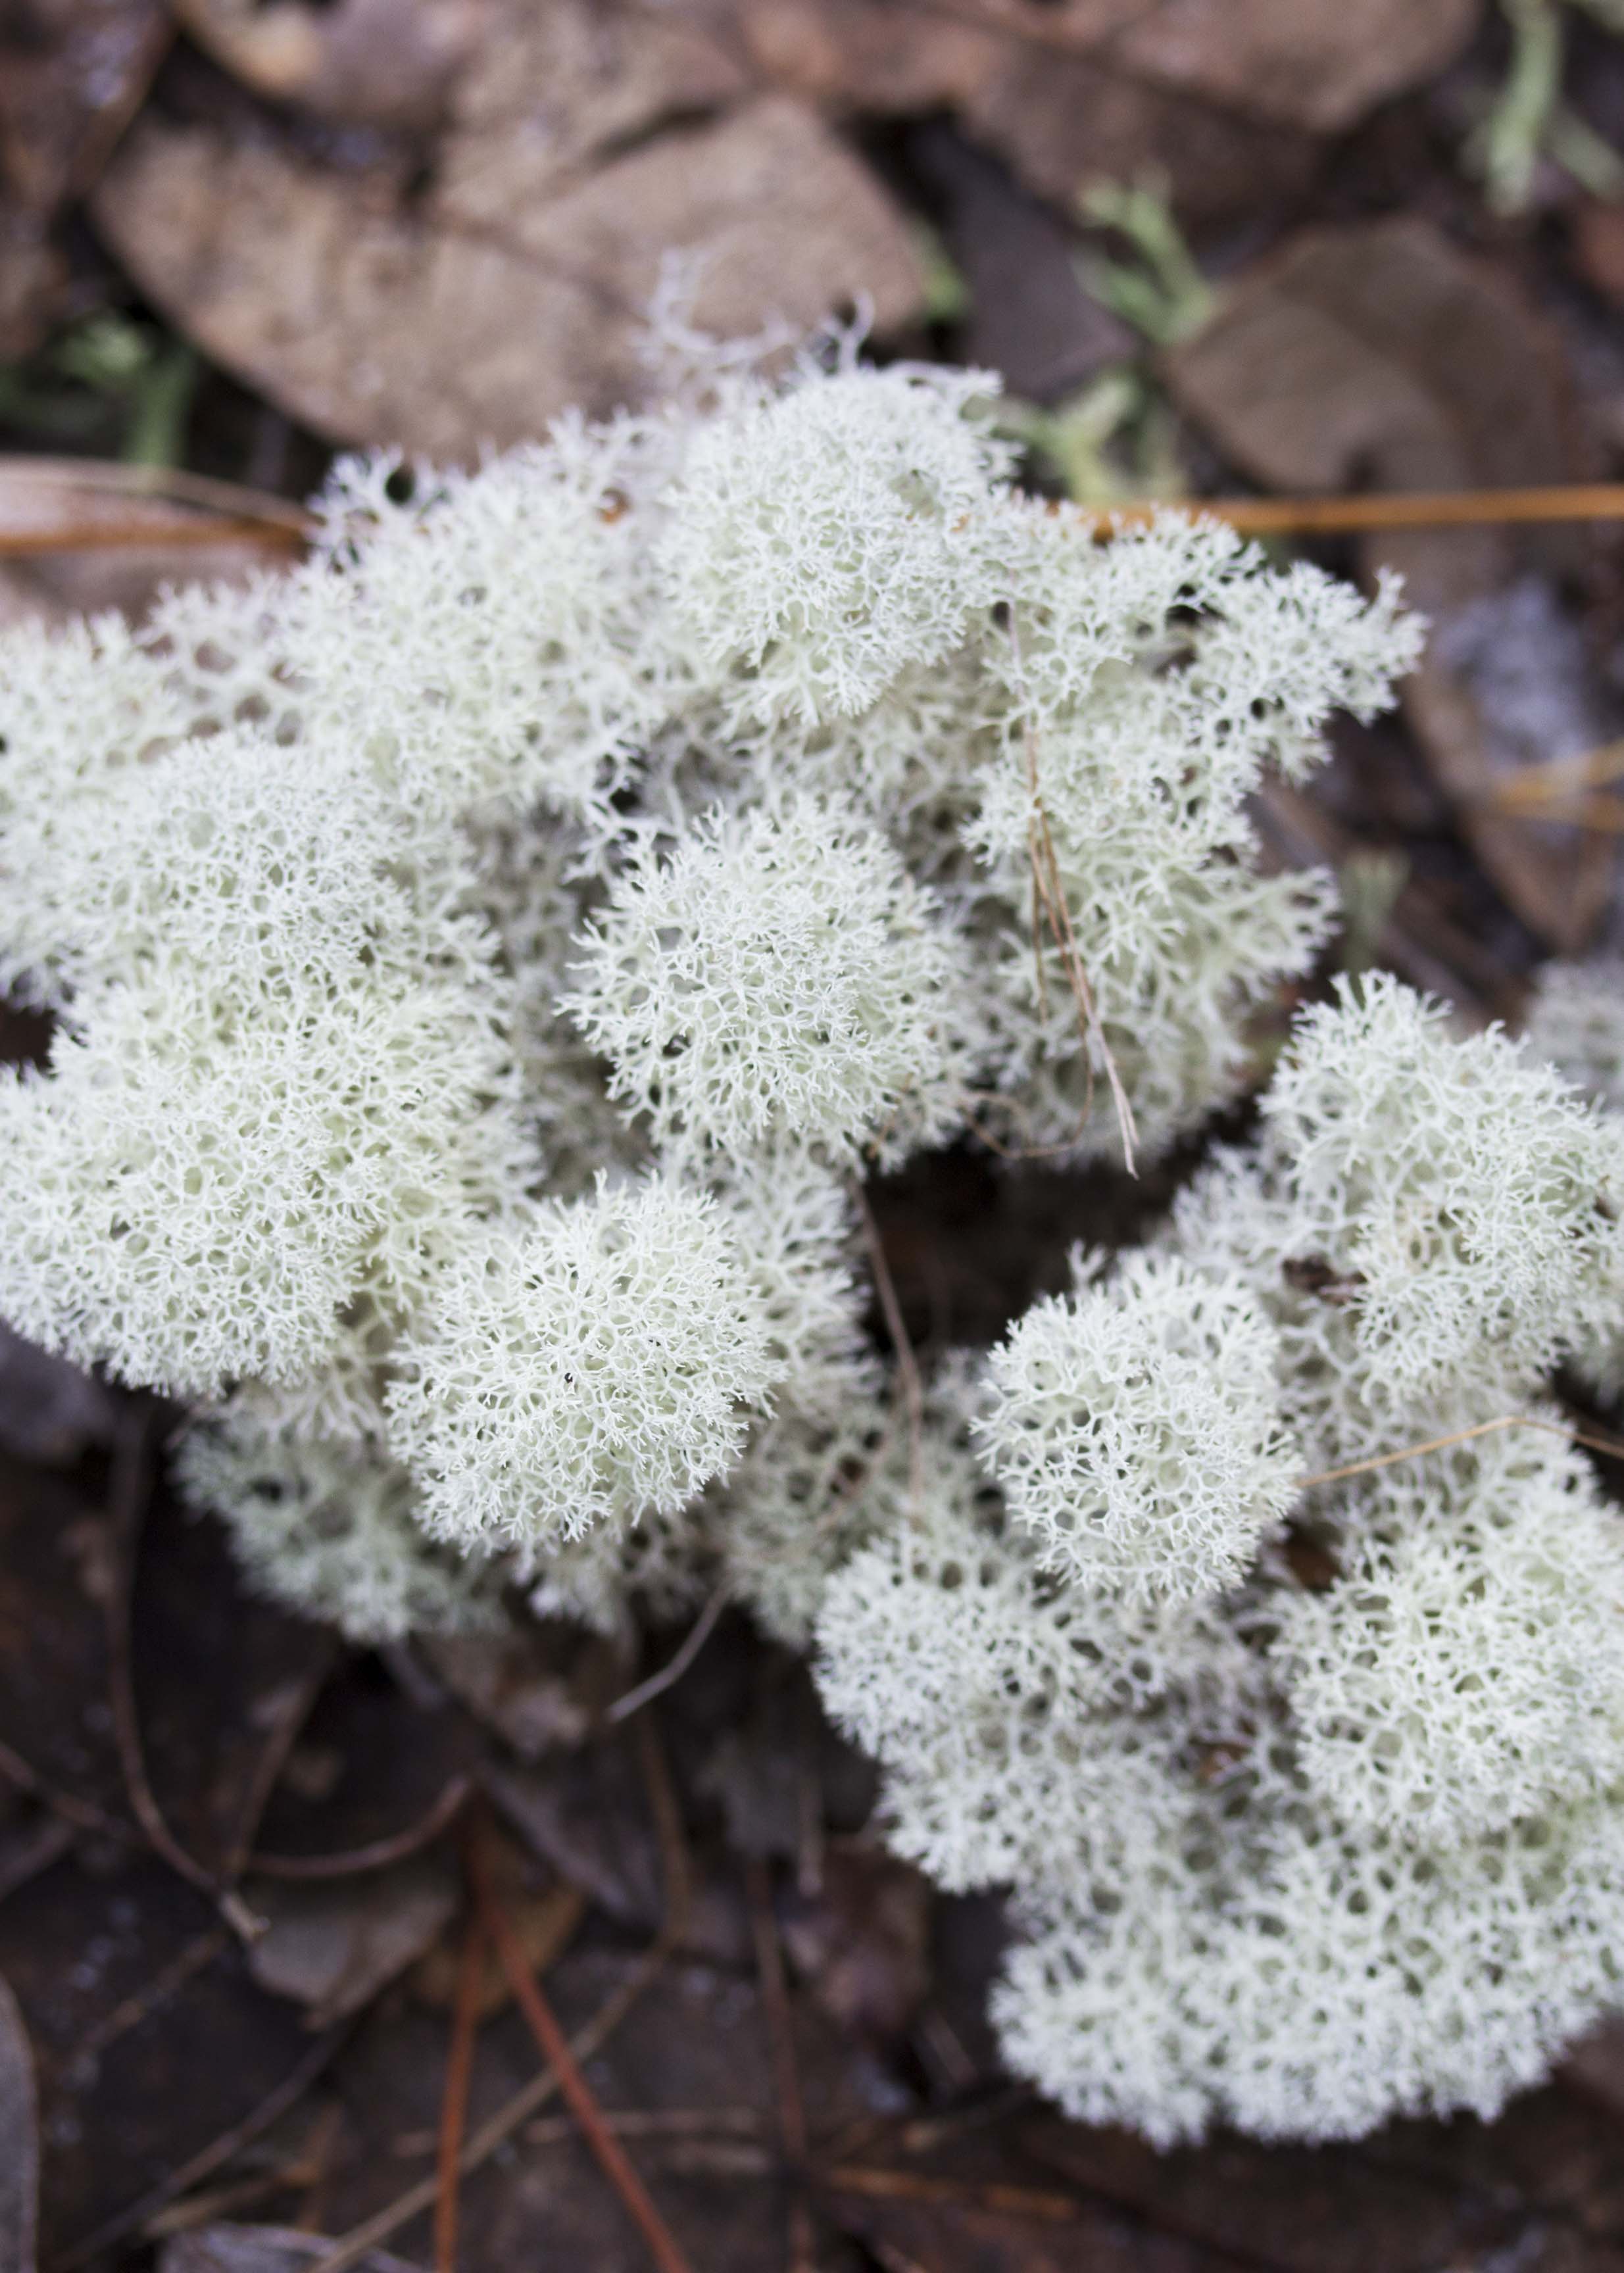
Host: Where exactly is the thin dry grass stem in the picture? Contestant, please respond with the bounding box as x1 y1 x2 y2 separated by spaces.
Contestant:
1479 737 1624 831
0 516 305 558
958 1085 1099 1163
747 1856 818 2273
1005 605 1139 1177
308 1721 689 2273
819 2164 1079 2223
0 1733 124 1836
249 1772 471 1880
58 2026 349 2270
606 1583 729 1724
433 1884 485 2273
1073 483 1624 538
854 1181 926 1520
1298 1411 1624 1492
469 1809 695 2273
14 474 1624 562
0 457 314 554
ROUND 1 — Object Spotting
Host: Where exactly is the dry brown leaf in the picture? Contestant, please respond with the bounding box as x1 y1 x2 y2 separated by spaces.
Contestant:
0 0 168 215
169 0 479 132
160 2226 418 2273
91 78 923 458
0 0 170 356
412 1825 586 2017
729 0 1477 139
960 44 1319 230
779 1846 931 2041
245 1855 459 2030
1168 218 1614 951
418 1625 620 1761
1106 0 1480 134
433 0 750 221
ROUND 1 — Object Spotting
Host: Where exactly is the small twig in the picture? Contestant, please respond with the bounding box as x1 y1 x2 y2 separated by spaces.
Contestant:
854 1183 926 1519
606 1585 729 1724
747 1856 818 2273
747 1861 808 2169
0 1736 123 1837
0 456 312 555
53 2025 349 2269
631 1713 692 1944
66 1926 229 2071
1006 603 1138 1177
1298 1411 1624 1492
1070 483 1624 537
0 515 306 558
818 2163 1079 2224
307 1717 691 2273
247 1774 472 1880
468 1809 695 2273
310 1939 677 2273
103 1404 260 1940
393 2107 765 2158
13 474 1624 564
433 1882 485 2273
223 1646 339 1883
525 2107 762 2146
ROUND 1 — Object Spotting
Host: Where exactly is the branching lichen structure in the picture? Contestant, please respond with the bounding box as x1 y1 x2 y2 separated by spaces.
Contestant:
13 326 1616 2147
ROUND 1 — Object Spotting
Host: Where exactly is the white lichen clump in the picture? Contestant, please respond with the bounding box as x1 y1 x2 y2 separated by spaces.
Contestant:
14 320 1618 2151
976 1254 1301 1600
818 976 1624 2145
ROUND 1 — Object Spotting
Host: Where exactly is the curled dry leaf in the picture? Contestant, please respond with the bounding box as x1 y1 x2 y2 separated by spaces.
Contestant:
160 2226 418 2273
245 1852 459 2028
90 67 923 456
1168 217 1616 951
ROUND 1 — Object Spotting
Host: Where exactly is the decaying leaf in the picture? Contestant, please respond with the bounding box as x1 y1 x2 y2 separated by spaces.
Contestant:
161 2225 418 2273
483 1743 664 1931
779 1845 931 2040
0 1325 118 1471
412 1821 585 2016
0 1976 37 2273
730 0 1476 141
1020 2112 1555 2272
0 1853 312 2261
91 84 923 458
1103 0 1479 133
0 0 170 356
1168 217 1617 950
168 0 479 132
133 1491 336 1886
246 1853 458 2028
418 1622 618 1761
